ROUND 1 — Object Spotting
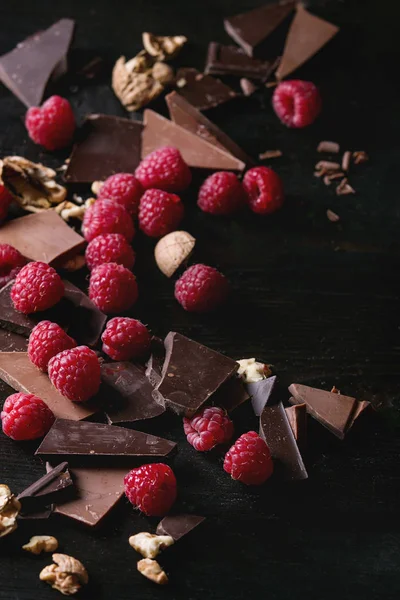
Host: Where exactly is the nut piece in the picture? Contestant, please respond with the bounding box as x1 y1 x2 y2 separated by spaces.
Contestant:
137 559 168 585
129 532 174 559
60 255 86 272
40 554 88 596
55 198 95 222
155 230 196 277
237 358 272 383
91 180 104 196
152 62 174 85
112 55 164 111
0 484 12 511
142 33 187 61
0 485 21 538
23 535 58 555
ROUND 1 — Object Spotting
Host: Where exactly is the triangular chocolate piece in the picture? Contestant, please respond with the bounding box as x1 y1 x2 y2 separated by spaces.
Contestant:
142 110 246 171
276 4 339 80
156 514 205 541
175 68 237 111
248 375 277 416
211 376 250 412
205 42 277 80
17 462 73 513
285 402 307 449
63 281 107 348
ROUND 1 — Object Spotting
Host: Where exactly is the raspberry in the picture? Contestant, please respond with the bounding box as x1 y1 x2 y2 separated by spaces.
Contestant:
48 345 101 402
1 392 55 441
25 95 76 150
11 262 64 314
272 80 321 128
0 243 26 289
135 147 192 193
82 199 135 243
0 184 13 224
85 233 135 271
197 172 246 215
124 463 177 516
89 262 138 314
242 166 284 215
101 317 151 361
183 406 234 452
28 321 76 372
97 173 143 217
139 189 184 238
175 264 229 312
223 431 273 485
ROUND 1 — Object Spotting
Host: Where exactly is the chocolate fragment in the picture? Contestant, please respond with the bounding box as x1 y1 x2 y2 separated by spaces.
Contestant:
65 115 143 183
317 141 340 154
353 151 368 165
285 403 307 450
326 209 340 222
145 336 166 387
341 151 351 172
240 78 258 96
17 462 73 513
336 177 355 196
205 43 276 81
18 507 53 520
175 68 237 111
247 375 277 417
0 328 28 352
323 172 344 186
211 376 250 412
156 514 205 541
259 149 282 160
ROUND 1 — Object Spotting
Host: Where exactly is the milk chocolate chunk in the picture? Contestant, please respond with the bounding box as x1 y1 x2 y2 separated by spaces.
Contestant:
260 402 308 481
156 514 205 541
0 353 95 420
276 4 339 80
0 328 28 352
211 376 250 412
0 19 75 107
248 375 277 416
101 362 165 424
154 332 238 417
17 462 73 512
65 114 143 183
205 43 277 81
175 68 237 111
285 403 307 450
145 337 166 387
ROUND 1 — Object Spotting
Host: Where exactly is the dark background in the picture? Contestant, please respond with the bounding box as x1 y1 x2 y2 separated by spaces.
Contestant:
0 0 400 598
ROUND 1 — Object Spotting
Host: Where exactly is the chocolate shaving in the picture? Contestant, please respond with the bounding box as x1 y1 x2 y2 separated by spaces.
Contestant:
240 78 258 96
353 150 369 165
326 209 340 222
259 149 282 160
336 178 355 196
323 172 344 186
341 151 351 172
17 462 73 513
315 161 340 172
317 141 340 153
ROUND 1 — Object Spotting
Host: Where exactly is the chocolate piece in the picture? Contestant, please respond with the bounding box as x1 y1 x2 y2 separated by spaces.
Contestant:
175 68 237 111
156 514 205 541
240 78 258 96
166 91 252 166
17 462 73 512
0 352 95 420
0 211 85 268
145 336 166 387
211 376 250 412
205 43 276 81
317 141 340 154
18 507 53 520
101 362 165 424
0 19 75 107
36 418 176 458
0 328 28 352
65 115 143 183
276 4 339 80
154 332 238 417
285 403 307 449
247 375 277 416
142 110 245 171
224 2 295 56
260 402 308 481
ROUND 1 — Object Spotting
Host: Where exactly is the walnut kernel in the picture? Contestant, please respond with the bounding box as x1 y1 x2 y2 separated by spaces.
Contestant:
40 554 88 596
129 532 174 559
152 62 174 85
0 485 20 538
237 358 272 383
154 230 196 277
112 56 164 112
137 558 168 585
142 33 187 61
23 535 58 555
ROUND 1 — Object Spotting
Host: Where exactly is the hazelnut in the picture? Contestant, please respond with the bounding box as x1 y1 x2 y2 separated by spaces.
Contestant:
137 558 168 585
154 230 196 277
237 358 272 383
23 535 58 555
40 553 88 596
129 532 174 559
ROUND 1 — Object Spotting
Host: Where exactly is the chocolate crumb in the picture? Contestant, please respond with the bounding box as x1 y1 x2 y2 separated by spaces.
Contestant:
323 171 345 185
240 78 258 96
353 150 369 165
315 160 341 172
341 151 351 172
336 178 355 196
259 149 282 160
326 209 340 222
317 141 340 153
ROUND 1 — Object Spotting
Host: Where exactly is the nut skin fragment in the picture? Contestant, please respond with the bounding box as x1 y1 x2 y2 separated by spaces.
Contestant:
237 358 271 383
142 33 187 61
353 150 369 165
137 559 168 585
154 230 196 277
112 56 164 111
40 554 88 596
129 532 174 559
0 485 21 538
23 535 58 555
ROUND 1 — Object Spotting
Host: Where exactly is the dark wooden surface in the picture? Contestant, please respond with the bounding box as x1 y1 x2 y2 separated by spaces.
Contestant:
1 0 400 598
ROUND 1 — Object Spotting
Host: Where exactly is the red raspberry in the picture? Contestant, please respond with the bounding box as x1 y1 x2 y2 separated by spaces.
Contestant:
25 95 76 150
82 199 135 243
124 463 177 516
0 243 26 289
139 189 184 238
197 172 246 215
183 406 234 452
272 80 321 128
1 392 55 441
135 147 192 193
224 431 273 485
89 262 138 314
101 317 151 361
0 184 13 224
242 166 284 215
11 262 64 314
175 264 229 312
97 173 143 217
48 345 101 402
28 320 76 372
85 233 135 271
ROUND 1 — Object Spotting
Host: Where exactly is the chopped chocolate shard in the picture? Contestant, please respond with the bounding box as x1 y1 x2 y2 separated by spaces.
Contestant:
156 514 205 541
341 151 351 172
240 78 258 96
0 329 28 352
260 402 308 481
154 332 238 417
317 141 340 153
285 403 307 450
259 149 282 160
276 4 339 80
211 376 250 412
315 160 340 172
145 337 166 387
323 172 344 186
65 115 143 183
247 375 277 416
18 462 73 513
205 42 276 81
174 68 237 111
326 209 340 222
18 507 53 520
336 178 355 196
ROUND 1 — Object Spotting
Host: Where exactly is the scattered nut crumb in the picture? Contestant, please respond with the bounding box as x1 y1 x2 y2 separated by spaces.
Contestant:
0 484 21 538
341 150 351 172
155 230 196 277
240 78 257 96
40 553 88 596
326 209 340 222
23 535 58 555
152 62 174 85
176 77 187 88
91 180 103 196
331 386 340 394
317 141 340 153
353 150 369 165
142 32 187 61
259 150 282 160
237 358 272 383
336 178 355 196
137 558 168 585
129 532 174 559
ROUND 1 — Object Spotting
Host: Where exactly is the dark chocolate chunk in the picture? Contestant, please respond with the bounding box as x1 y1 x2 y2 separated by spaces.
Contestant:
18 507 53 520
0 328 28 352
211 376 250 412
65 114 143 183
247 375 277 416
240 78 258 96
175 68 237 111
17 462 73 512
260 402 308 481
156 514 205 541
153 332 238 417
145 336 165 387
205 43 277 81
285 402 307 450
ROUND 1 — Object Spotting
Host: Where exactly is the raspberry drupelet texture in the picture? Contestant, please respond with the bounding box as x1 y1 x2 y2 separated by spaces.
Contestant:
0 243 26 289
48 345 101 402
11 262 64 314
1 392 55 441
82 199 135 243
272 80 321 128
124 463 177 517
197 171 246 215
85 233 135 271
97 173 144 217
25 95 76 150
0 184 13 224
183 406 234 451
139 189 184 238
242 166 284 215
28 321 76 372
223 431 273 485
89 262 138 314
135 147 192 192
174 264 229 312
101 317 151 361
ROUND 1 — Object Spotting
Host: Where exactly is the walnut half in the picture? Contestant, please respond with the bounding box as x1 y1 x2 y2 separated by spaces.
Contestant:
142 33 187 61
129 532 174 559
237 358 272 383
137 559 168 585
112 56 164 112
23 535 58 555
0 484 21 538
40 553 88 596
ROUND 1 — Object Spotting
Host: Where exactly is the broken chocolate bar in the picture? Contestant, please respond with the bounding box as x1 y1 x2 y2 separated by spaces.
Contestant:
285 403 307 450
211 376 250 412
17 462 73 513
156 514 205 541
145 337 166 387
247 375 277 416
205 43 277 81
0 328 28 352
175 68 237 111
